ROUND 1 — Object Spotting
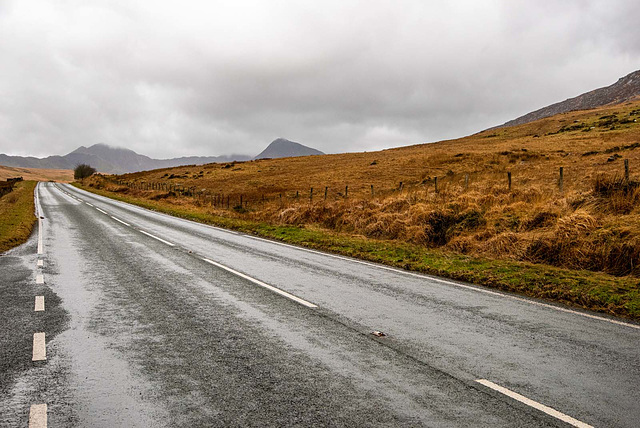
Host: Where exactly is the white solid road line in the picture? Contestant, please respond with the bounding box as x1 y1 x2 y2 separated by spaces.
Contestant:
139 230 175 246
476 379 593 428
36 184 44 255
35 274 44 284
32 333 46 361
35 296 45 312
202 257 318 308
29 404 47 428
37 259 44 267
246 235 640 330
96 207 108 214
111 216 131 226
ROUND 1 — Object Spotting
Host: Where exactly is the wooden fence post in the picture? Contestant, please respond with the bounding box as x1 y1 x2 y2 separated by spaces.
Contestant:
559 167 564 193
398 182 403 192
371 184 374 197
310 188 313 202
625 159 630 181
464 174 469 190
507 171 512 191
324 187 328 200
345 185 348 198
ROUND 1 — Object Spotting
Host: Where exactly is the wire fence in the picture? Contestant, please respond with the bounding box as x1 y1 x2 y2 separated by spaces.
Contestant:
102 159 633 211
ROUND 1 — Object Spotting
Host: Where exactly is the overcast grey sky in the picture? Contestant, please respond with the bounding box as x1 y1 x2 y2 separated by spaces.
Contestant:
1 1 639 159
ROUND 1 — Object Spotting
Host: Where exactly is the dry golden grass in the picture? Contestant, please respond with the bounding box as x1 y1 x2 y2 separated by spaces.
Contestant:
87 100 640 277
0 165 74 183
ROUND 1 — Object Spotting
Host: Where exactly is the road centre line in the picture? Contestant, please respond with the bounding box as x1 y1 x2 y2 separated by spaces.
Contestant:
95 208 108 214
476 379 593 428
202 257 318 308
85 202 94 207
111 216 130 226
35 296 45 312
245 235 640 330
32 333 46 361
37 260 44 267
139 230 175 246
35 274 44 284
29 404 47 428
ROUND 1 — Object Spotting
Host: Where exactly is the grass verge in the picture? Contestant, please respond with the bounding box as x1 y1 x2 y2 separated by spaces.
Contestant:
0 181 37 253
75 182 640 320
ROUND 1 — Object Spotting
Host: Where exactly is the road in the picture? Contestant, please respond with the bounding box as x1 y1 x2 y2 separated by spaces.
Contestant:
1 181 639 427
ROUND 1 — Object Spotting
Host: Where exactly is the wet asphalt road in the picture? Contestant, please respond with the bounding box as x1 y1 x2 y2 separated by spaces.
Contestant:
1 182 639 427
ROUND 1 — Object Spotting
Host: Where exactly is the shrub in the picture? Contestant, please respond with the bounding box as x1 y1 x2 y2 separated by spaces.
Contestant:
74 164 96 180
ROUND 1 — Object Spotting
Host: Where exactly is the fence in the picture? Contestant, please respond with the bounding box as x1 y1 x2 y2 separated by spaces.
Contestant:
103 159 633 211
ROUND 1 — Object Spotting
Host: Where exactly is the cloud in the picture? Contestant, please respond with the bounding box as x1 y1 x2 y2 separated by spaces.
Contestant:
0 0 639 158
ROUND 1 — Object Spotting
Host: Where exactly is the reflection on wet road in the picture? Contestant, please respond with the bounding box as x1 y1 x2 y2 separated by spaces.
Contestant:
1 182 638 427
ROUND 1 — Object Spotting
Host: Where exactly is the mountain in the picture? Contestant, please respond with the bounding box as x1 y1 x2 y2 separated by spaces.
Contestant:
498 69 640 128
0 138 324 174
255 138 324 159
0 144 251 174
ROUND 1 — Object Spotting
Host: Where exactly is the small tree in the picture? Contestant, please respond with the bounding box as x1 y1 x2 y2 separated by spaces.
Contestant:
74 164 96 180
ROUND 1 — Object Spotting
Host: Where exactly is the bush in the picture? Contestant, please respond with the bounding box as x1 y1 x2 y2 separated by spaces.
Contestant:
74 164 96 180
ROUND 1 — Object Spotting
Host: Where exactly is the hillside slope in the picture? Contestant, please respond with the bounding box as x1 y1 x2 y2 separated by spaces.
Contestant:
81 100 640 318
0 165 73 182
89 100 640 272
499 69 640 128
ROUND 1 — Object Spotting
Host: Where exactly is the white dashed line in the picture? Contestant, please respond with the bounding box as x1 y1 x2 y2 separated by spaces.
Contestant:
35 296 45 312
476 379 593 428
35 274 44 284
139 230 175 246
245 235 640 330
202 257 317 308
37 259 44 267
85 202 94 207
32 333 46 361
111 216 130 226
95 208 108 214
29 404 47 428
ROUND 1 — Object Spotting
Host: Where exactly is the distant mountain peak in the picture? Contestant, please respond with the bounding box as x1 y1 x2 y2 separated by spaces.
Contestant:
498 69 640 128
0 143 251 174
1 139 325 174
255 138 324 159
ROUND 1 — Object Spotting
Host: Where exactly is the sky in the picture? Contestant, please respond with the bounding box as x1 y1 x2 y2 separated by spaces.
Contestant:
1 1 639 159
